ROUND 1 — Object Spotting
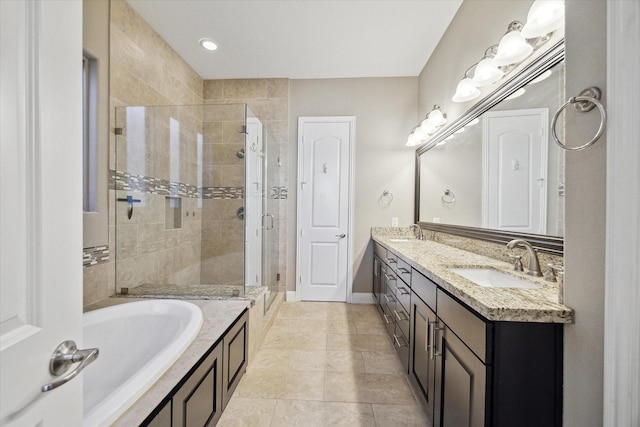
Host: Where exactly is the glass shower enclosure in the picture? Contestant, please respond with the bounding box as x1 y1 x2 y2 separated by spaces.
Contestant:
113 104 279 309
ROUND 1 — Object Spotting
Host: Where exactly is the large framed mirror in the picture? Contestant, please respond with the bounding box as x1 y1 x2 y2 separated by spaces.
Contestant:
415 39 564 254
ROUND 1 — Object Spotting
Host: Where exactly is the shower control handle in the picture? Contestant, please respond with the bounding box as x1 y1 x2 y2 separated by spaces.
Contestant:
42 340 99 392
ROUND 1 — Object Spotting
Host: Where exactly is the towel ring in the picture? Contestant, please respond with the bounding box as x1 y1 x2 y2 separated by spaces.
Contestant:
441 189 455 204
380 190 394 204
551 87 607 152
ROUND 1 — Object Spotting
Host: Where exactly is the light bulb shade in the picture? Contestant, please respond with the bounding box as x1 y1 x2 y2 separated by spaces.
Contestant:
417 120 435 137
406 130 422 147
428 107 447 127
452 78 481 103
493 30 533 66
521 0 565 39
471 58 505 87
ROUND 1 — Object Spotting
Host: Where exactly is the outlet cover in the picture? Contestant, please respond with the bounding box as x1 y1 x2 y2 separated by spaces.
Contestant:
391 217 399 227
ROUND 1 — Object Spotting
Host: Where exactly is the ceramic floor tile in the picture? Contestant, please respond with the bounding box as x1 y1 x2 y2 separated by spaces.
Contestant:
372 403 431 427
261 330 327 351
247 348 291 373
235 370 325 400
326 333 394 353
277 302 330 320
324 372 416 405
361 351 406 374
288 350 365 373
271 400 376 427
355 318 387 335
216 397 276 427
271 318 356 334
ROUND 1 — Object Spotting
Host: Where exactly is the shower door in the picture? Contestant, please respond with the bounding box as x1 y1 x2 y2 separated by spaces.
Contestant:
262 127 280 311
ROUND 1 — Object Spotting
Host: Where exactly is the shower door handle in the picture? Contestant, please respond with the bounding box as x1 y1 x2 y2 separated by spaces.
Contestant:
263 214 274 230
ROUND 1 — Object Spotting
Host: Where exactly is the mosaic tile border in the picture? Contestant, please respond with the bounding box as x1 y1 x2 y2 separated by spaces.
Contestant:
110 170 287 200
83 245 109 267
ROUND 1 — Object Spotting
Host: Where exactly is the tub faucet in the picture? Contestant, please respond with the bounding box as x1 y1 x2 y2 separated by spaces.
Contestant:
506 239 542 277
409 224 424 240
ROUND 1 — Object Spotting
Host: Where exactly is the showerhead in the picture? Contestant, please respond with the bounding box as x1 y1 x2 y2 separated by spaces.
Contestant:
236 148 245 159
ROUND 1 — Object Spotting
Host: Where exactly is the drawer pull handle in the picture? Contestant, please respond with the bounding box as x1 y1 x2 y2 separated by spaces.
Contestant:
393 309 407 322
382 314 392 324
397 267 410 274
386 258 397 264
383 273 397 281
384 294 395 304
396 286 410 295
393 334 407 348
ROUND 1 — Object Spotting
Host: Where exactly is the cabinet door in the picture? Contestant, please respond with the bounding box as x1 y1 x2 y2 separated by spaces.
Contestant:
173 344 224 427
373 255 382 310
410 294 437 424
434 324 486 427
144 399 172 427
222 311 248 409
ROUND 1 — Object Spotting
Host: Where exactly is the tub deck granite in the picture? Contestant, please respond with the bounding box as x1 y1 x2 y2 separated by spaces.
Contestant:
85 298 251 426
372 231 574 323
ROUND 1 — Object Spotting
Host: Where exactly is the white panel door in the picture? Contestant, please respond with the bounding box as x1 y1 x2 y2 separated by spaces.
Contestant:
0 1 84 425
244 118 262 287
482 109 548 234
297 117 354 302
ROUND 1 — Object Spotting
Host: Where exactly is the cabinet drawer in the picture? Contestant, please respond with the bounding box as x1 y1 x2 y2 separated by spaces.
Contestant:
392 326 410 373
411 269 437 311
437 290 488 363
384 250 398 271
396 258 412 284
393 302 410 339
382 301 395 337
394 281 411 313
374 241 386 258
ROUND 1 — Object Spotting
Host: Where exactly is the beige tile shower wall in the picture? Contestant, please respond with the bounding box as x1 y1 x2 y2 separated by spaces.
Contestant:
83 0 205 306
202 79 289 289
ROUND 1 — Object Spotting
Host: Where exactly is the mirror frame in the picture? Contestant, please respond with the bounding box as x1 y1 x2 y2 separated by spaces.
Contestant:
414 39 565 255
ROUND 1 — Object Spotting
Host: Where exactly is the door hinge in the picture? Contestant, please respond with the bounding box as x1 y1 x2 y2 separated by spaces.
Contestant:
277 273 281 282
114 127 123 135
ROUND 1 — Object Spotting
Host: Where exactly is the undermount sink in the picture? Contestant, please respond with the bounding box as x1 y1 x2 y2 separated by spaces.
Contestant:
450 267 541 289
389 238 410 242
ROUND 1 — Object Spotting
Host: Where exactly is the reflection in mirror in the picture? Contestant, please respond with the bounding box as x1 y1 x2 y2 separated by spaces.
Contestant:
419 61 565 237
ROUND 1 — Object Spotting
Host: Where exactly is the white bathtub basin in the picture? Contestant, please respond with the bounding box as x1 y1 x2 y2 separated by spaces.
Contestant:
82 300 203 427
450 268 541 289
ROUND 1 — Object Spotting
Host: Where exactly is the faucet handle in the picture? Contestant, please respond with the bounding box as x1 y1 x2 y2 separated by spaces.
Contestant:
544 263 564 282
507 254 523 272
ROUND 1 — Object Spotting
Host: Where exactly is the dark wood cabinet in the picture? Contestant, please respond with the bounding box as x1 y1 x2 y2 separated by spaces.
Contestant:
374 242 563 427
141 309 249 427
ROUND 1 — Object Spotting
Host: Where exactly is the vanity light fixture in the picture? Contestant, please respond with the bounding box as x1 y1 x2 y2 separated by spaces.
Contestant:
452 78 481 103
199 38 218 51
406 106 447 147
493 22 534 66
521 0 565 39
471 46 504 87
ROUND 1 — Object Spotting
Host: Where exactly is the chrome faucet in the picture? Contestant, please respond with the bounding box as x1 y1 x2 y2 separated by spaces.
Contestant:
409 224 424 240
506 239 542 277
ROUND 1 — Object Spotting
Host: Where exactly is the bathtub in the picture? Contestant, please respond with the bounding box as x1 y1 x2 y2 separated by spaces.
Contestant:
82 300 203 427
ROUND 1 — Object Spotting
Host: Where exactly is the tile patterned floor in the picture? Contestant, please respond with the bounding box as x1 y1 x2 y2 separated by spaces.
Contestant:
218 302 430 427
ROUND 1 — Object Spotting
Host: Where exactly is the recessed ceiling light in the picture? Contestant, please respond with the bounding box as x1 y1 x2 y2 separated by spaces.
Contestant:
199 38 218 51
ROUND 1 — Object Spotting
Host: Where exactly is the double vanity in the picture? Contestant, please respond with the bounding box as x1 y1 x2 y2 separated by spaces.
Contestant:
372 229 572 427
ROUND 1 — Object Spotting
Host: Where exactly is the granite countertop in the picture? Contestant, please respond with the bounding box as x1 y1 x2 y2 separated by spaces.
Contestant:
372 231 574 323
86 298 251 426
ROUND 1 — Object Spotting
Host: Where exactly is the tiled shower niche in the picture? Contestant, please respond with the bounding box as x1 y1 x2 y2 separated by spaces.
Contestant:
113 104 281 304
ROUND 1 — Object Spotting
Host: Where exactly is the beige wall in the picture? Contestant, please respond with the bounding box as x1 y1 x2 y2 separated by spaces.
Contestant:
289 77 418 293
417 1 606 425
563 1 606 425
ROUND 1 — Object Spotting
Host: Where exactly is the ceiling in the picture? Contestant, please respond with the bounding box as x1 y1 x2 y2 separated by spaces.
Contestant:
126 0 463 80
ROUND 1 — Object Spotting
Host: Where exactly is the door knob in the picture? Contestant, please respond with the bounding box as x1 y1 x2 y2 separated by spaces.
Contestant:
41 340 99 392
336 233 346 238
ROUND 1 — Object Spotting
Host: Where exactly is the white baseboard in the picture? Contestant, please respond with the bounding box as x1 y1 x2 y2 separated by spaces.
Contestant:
286 291 297 302
351 293 375 304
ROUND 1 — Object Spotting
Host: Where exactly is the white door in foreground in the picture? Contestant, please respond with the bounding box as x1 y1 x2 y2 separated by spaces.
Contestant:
0 1 84 425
